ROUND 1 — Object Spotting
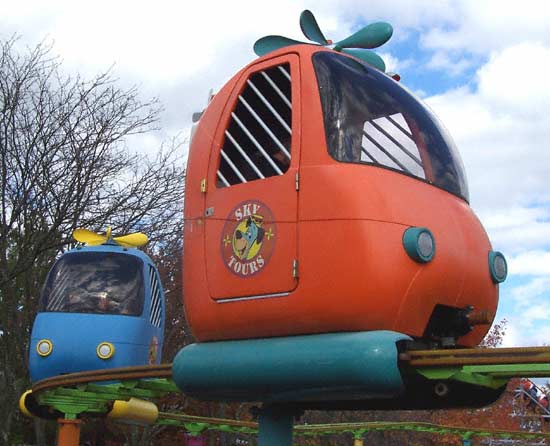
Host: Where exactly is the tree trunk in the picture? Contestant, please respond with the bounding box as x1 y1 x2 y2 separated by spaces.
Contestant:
33 419 47 446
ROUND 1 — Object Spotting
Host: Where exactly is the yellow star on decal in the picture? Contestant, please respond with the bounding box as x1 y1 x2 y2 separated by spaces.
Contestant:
223 235 231 247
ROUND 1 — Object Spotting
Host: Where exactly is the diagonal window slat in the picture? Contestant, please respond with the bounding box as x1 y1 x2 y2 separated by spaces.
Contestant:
261 71 291 108
217 170 231 187
225 130 265 180
231 112 283 175
238 96 291 160
221 149 248 183
278 65 291 81
360 113 426 179
362 130 413 175
247 79 291 134
370 119 422 167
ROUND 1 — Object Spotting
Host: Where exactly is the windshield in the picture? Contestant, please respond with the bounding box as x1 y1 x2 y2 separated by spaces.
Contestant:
312 52 469 201
39 251 144 316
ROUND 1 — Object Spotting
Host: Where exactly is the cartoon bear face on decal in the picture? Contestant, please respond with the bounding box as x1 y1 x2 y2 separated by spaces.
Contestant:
233 215 265 261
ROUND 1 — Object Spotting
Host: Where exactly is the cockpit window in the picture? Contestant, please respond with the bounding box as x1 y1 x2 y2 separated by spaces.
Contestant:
39 251 144 316
312 52 469 201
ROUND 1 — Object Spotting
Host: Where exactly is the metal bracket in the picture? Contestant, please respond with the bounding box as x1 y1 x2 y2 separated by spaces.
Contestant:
292 259 299 279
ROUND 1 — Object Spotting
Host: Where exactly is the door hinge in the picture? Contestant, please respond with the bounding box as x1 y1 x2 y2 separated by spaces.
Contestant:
295 172 300 191
200 178 207 193
292 259 299 279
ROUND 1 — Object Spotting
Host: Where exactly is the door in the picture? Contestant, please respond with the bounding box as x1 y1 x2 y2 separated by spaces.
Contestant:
204 54 300 300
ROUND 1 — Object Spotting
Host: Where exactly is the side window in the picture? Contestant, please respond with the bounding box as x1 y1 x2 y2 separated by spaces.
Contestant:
217 63 292 187
149 265 162 328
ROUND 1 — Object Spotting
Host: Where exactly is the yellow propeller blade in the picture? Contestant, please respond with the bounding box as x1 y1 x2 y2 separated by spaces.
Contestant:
73 227 148 248
113 232 149 248
73 228 108 246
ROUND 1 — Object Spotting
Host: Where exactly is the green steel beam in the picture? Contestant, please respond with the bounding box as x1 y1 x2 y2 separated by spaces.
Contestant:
35 378 178 416
414 362 550 389
464 363 550 376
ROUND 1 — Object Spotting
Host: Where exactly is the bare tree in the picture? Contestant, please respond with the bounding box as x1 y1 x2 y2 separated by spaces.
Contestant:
0 36 185 444
479 319 508 348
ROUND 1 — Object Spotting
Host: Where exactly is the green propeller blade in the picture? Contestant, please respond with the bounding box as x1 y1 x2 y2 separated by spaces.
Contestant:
253 35 307 56
341 49 386 72
253 11 394 74
300 10 329 45
334 22 393 50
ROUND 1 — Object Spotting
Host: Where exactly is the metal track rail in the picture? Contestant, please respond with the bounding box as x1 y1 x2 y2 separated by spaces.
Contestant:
155 413 550 441
31 364 172 394
156 414 550 441
403 346 550 368
157 411 257 429
293 420 550 439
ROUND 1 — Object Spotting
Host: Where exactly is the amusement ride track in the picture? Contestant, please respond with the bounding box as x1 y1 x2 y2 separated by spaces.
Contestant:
23 346 550 445
31 364 172 394
31 346 550 395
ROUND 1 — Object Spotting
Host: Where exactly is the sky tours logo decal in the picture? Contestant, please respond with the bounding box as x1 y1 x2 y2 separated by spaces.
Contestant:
221 200 276 277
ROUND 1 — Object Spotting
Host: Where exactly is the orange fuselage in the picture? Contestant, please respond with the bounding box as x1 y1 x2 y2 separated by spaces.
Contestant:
183 45 498 346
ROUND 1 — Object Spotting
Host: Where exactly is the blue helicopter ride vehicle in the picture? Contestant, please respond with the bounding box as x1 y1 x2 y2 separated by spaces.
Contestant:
28 228 165 383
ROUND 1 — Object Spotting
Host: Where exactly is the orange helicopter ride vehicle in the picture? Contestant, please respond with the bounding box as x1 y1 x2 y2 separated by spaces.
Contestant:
175 10 508 410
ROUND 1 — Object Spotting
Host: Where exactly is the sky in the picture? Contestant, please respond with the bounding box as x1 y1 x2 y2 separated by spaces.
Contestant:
3 0 550 348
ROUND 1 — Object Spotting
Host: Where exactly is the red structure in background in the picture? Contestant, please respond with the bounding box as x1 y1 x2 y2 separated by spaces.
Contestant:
429 378 550 446
517 379 550 425
184 434 205 446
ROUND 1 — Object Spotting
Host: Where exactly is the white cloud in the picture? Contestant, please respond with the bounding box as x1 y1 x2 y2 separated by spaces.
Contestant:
499 322 524 347
2 1 319 86
496 272 550 346
477 207 550 254
322 0 457 29
500 320 550 347
477 43 550 116
511 276 550 303
426 50 473 76
509 252 550 276
521 303 550 325
421 0 550 53
378 52 412 74
490 224 550 256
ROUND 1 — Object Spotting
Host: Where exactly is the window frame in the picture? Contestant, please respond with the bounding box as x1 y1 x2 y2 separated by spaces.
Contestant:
38 251 146 317
215 61 295 189
311 51 469 202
